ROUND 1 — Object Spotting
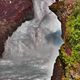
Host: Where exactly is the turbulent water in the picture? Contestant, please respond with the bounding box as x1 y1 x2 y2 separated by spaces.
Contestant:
0 0 63 80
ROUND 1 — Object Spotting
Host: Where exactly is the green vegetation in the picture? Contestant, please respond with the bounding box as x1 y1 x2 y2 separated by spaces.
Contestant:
66 14 80 49
60 0 80 66
59 0 80 79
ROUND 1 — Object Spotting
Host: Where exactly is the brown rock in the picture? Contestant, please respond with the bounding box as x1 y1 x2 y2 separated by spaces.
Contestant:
51 57 64 80
49 1 65 39
0 0 34 57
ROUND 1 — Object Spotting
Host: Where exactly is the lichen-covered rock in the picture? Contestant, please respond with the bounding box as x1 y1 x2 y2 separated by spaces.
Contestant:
0 0 34 57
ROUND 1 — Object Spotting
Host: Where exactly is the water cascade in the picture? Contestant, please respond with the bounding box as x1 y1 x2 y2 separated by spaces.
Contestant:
0 0 63 80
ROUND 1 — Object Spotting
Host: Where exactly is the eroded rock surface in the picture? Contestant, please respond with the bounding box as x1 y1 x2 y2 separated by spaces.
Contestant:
0 0 34 57
51 57 64 80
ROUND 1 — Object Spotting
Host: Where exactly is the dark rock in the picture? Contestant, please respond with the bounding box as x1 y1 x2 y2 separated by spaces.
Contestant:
0 0 34 21
0 0 34 57
49 1 65 39
51 57 64 80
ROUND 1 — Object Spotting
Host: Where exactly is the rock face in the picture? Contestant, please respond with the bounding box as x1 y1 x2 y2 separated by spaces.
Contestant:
49 0 73 80
51 57 64 80
50 0 79 80
49 1 68 79
0 0 34 57
49 1 65 38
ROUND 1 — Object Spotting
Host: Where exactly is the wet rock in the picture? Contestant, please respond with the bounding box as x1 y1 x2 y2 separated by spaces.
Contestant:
49 0 74 39
49 1 65 39
51 57 64 80
0 0 34 57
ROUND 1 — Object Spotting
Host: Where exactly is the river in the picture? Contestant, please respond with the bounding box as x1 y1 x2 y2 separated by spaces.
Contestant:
0 0 63 80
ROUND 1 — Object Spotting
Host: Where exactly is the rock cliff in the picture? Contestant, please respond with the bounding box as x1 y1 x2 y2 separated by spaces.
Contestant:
0 0 34 57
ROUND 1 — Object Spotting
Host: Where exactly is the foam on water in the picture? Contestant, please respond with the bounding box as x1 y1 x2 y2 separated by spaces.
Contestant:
0 0 63 80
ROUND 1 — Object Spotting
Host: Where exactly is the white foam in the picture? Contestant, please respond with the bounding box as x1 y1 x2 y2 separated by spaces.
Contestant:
3 0 63 79
0 60 14 66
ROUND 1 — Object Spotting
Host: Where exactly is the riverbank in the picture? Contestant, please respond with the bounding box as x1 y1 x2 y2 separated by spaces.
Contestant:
50 0 80 80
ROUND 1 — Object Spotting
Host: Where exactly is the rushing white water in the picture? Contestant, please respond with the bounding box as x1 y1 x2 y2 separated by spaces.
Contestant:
0 0 63 80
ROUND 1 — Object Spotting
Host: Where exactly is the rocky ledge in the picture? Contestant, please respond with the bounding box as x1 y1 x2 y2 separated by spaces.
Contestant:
0 0 34 57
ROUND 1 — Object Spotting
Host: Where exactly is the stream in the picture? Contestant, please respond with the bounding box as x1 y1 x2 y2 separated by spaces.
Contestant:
0 0 63 80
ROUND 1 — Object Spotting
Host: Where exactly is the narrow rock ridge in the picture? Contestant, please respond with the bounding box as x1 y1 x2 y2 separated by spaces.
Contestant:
50 0 76 80
51 57 64 80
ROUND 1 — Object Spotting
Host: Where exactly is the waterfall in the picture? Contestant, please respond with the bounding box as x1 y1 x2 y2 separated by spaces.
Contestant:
0 0 63 80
